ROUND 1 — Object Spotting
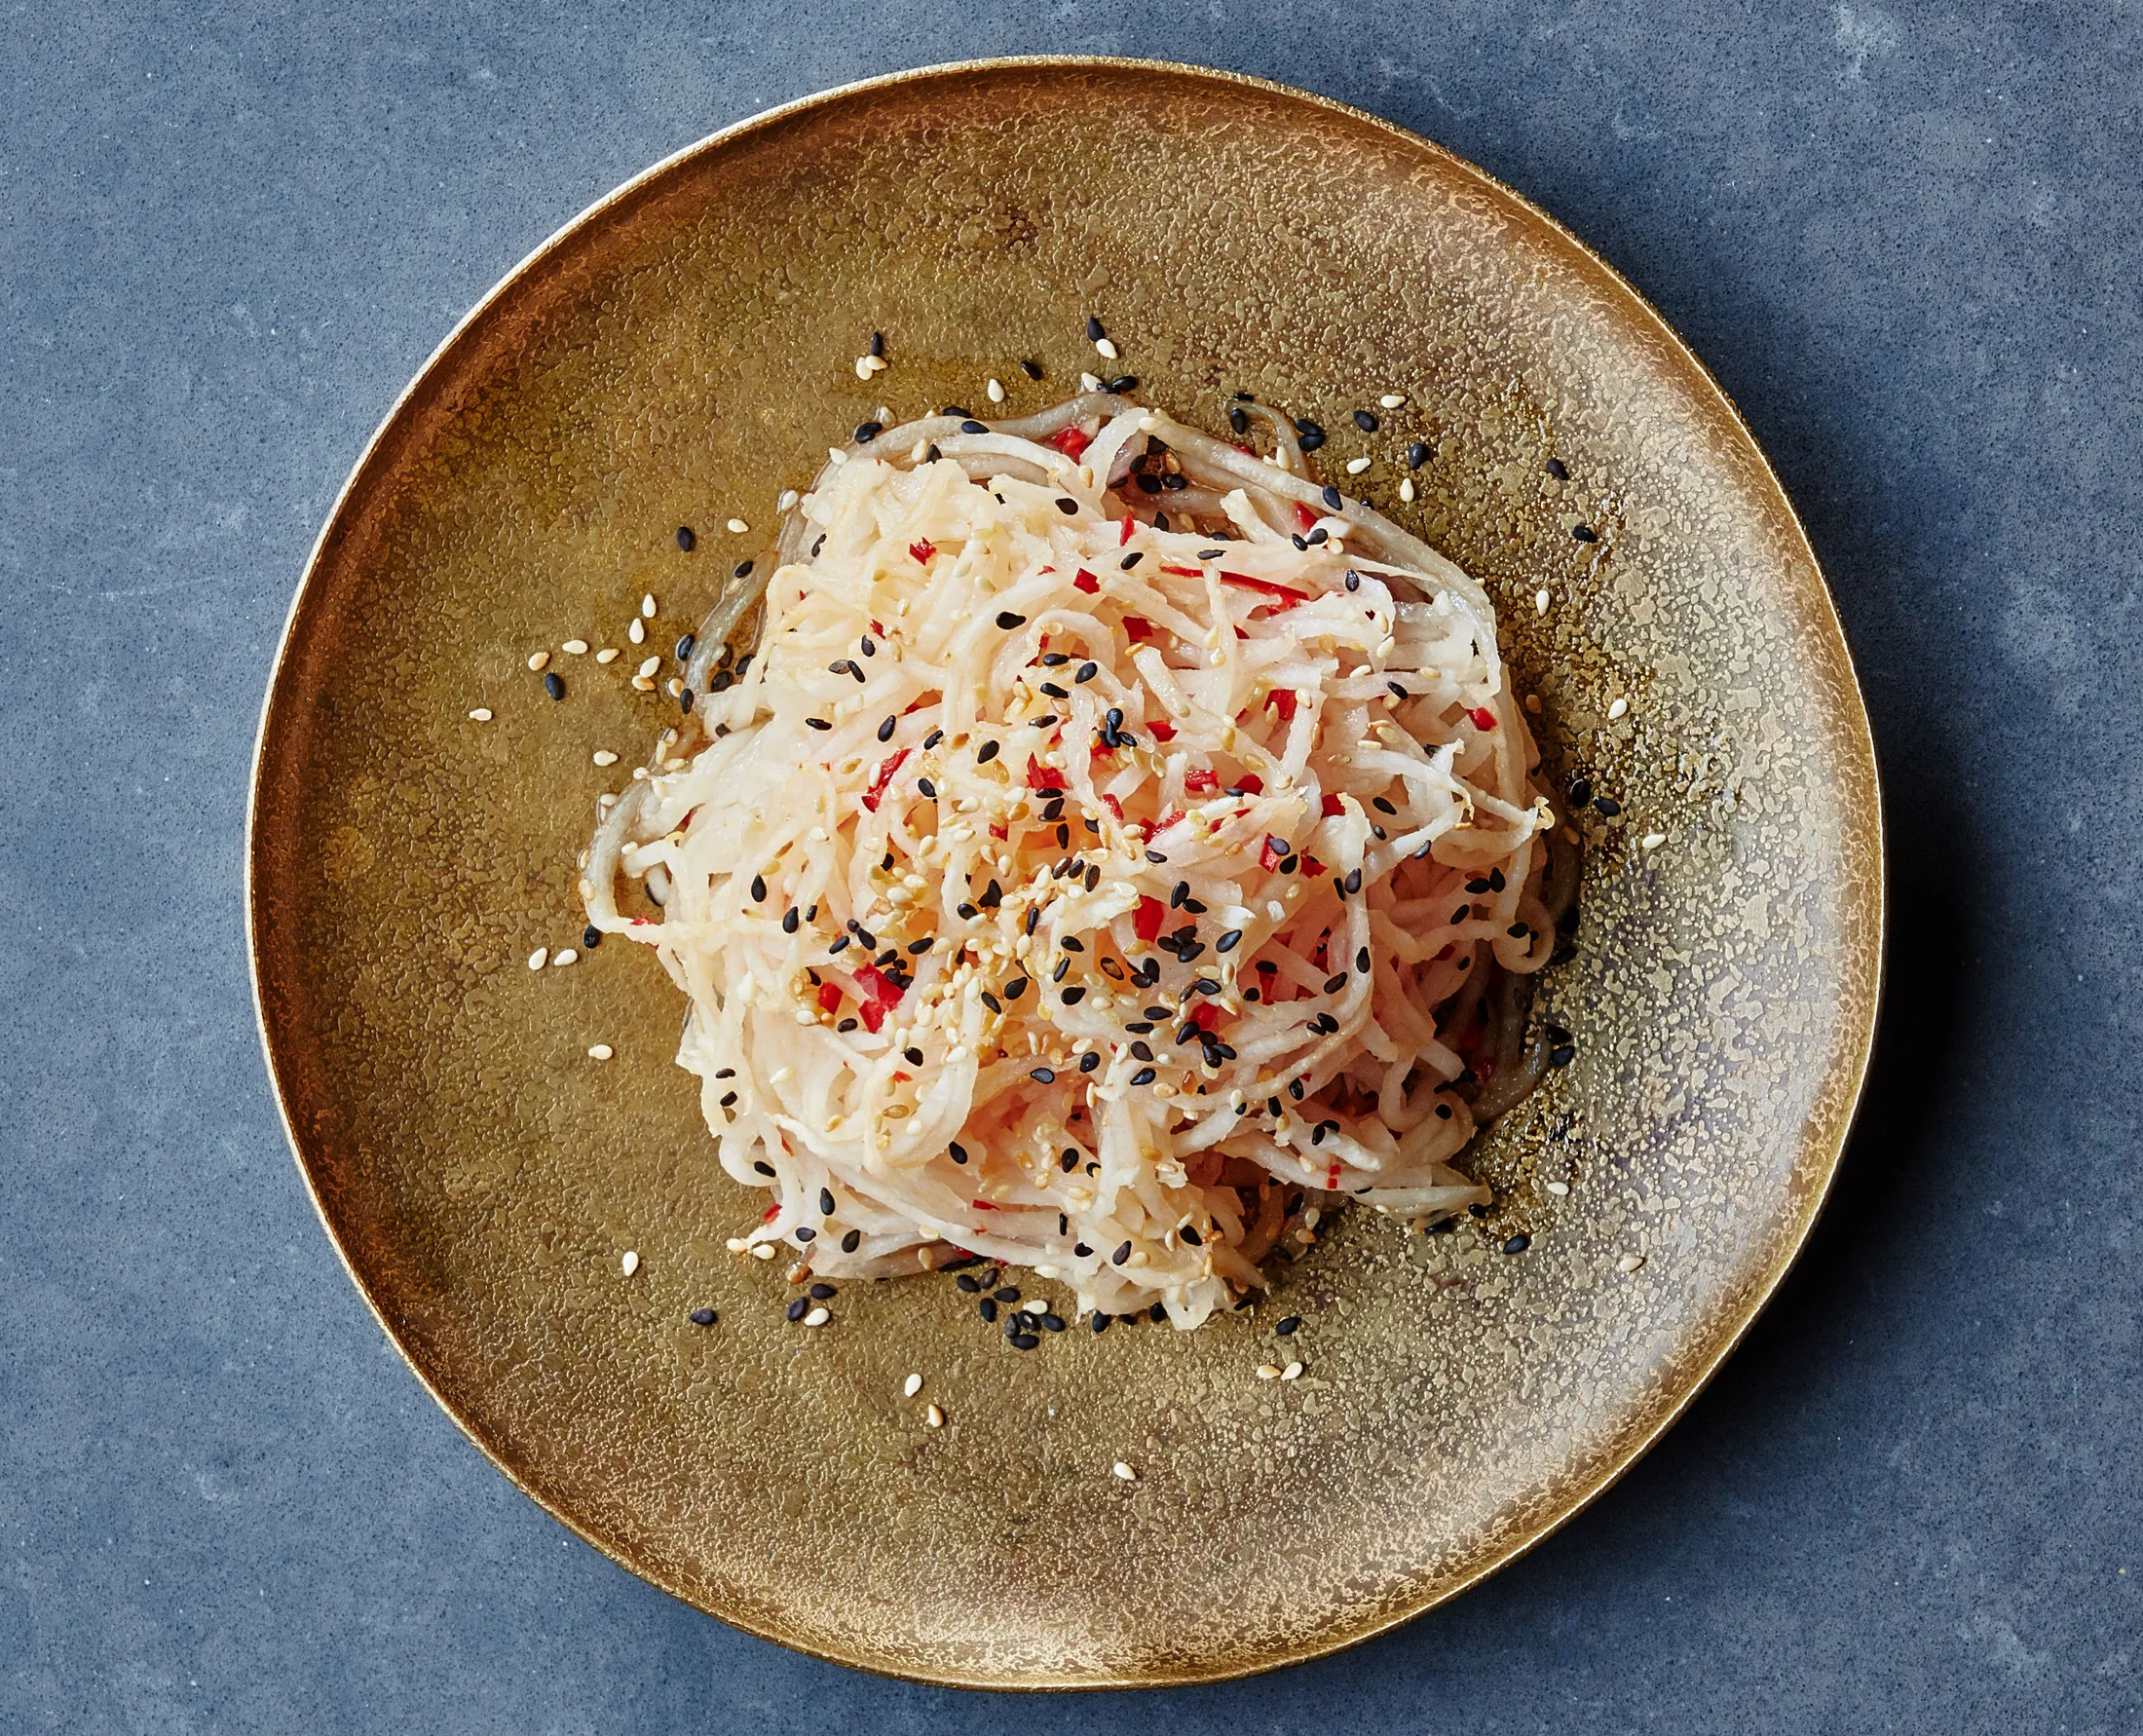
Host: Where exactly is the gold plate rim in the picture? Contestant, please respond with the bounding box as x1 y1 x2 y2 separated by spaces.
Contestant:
246 54 1885 1690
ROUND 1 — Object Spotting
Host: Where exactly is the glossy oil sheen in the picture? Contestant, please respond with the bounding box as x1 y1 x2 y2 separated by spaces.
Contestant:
247 58 1882 1687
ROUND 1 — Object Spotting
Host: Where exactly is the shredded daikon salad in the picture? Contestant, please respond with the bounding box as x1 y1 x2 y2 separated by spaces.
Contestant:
583 393 1578 1329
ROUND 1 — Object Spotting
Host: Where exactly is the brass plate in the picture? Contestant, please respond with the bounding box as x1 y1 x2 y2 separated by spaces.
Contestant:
248 58 1882 1688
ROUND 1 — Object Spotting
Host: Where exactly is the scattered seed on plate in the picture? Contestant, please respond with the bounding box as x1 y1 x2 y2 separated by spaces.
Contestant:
637 656 660 679
926 1403 945 1427
1095 336 1119 360
1111 1461 1136 1482
1607 697 1629 719
1079 371 1102 392
778 489 800 510
641 594 657 619
544 671 564 699
727 517 749 534
526 651 550 672
751 1243 775 1260
628 618 645 644
803 1306 831 1327
1399 476 1416 503
902 1373 923 1398
587 1043 614 1060
552 948 577 967
1343 455 1372 475
1524 693 1542 713
468 707 492 722
688 1307 717 1326
1256 1363 1282 1379
563 639 588 655
1535 588 1552 615
1545 1180 1570 1195
1642 832 1667 850
595 648 620 663
1618 1253 1647 1272
592 749 619 767
620 1250 639 1276
1281 1361 1303 1380
986 377 1005 403
1378 393 1407 408
631 675 655 692
528 947 548 970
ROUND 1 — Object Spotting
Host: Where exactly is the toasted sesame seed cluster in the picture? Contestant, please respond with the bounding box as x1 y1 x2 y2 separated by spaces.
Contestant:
583 393 1569 1328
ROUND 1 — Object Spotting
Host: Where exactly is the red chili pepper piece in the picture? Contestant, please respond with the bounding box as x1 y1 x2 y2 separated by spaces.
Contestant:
1295 503 1319 531
1134 896 1165 942
972 1199 998 1211
1221 572 1310 608
1189 1001 1221 1033
1118 516 1137 546
1159 564 1205 578
854 964 904 1035
1321 793 1345 817
1101 793 1124 821
1072 569 1100 594
763 1203 781 1223
1049 425 1091 460
1184 769 1220 795
1468 706 1497 731
988 823 1008 840
1259 835 1288 872
1300 853 1326 878
1235 774 1263 795
1147 717 1175 741
909 540 935 564
1325 1160 1342 1190
1123 616 1154 642
1264 689 1297 723
817 982 842 1013
1026 755 1067 792
861 748 910 813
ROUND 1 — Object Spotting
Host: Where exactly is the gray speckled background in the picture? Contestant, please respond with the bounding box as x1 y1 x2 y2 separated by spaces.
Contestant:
3 4 2135 1731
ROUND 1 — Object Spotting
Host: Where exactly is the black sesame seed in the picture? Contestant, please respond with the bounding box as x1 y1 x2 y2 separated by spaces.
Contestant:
1321 484 1342 511
1549 1043 1577 1069
1004 977 1027 1000
786 1298 809 1322
1276 1315 1300 1336
1181 1225 1203 1246
689 1307 717 1326
794 1227 815 1242
995 612 1026 630
1031 1066 1056 1083
853 420 883 443
1344 868 1363 894
806 716 831 731
1595 796 1622 818
1353 409 1379 433
544 671 564 700
1010 1333 1039 1350
1546 456 1569 479
836 1018 857 1032
1571 524 1598 543
1229 405 1249 434
1086 315 1106 341
841 1229 861 1252
1149 1302 1167 1322
1407 442 1429 470
1107 375 1138 395
1112 1241 1133 1265
957 1273 980 1293
675 525 696 551
781 908 800 934
808 1280 836 1299
1021 359 1043 380
1503 1233 1531 1255
980 1299 997 1322
959 418 989 434
1092 1312 1110 1334
976 741 1000 765
1119 551 1142 570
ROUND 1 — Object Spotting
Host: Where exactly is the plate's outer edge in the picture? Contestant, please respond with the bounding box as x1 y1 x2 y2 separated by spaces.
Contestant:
246 57 1885 1689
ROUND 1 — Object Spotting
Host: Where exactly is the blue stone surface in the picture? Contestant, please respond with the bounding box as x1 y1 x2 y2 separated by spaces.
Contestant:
3 5 2136 1730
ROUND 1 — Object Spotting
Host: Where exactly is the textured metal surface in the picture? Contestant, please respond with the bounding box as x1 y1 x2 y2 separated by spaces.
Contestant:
246 59 1879 1686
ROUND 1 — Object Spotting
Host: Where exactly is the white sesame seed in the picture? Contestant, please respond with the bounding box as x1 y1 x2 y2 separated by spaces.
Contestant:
666 678 683 698
628 618 646 645
778 490 800 511
563 639 588 655
1535 588 1552 615
1545 1180 1569 1195
1094 336 1119 360
641 594 657 619
1111 1461 1136 1482
595 648 620 664
586 1043 613 1060
803 1305 830 1327
526 948 548 970
986 377 1005 403
636 656 660 679
1344 455 1372 475
751 1243 776 1260
1281 1361 1303 1380
1256 1363 1281 1379
526 651 550 672
1379 393 1407 409
631 676 656 693
591 749 619 767
926 1403 945 1427
854 357 874 380
1524 693 1542 714
827 448 846 466
1607 696 1629 720
902 1373 923 1397
727 517 749 534
620 1249 639 1276
1618 1253 1647 1272
1399 476 1416 504
552 948 578 967
468 707 493 722
1641 832 1667 850
1079 371 1102 393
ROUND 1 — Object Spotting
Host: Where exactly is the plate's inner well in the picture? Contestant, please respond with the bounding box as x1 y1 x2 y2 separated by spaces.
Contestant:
251 61 1880 1686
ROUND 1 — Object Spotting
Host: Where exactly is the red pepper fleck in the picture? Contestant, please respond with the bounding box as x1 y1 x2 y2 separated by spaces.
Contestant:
1159 564 1204 578
762 1203 781 1223
871 621 885 636
854 964 904 1035
1264 689 1297 723
1259 835 1288 872
908 540 935 564
1123 616 1154 642
891 1071 911 1083
1468 706 1497 731
1119 516 1137 547
1184 769 1220 795
861 748 911 813
988 823 1008 840
972 1199 999 1211
1134 896 1166 942
1101 793 1124 821
1189 1001 1221 1033
1325 1160 1342 1190
1301 853 1326 878
1072 568 1100 594
1148 717 1175 741
903 695 935 714
1321 793 1345 818
1049 425 1091 461
816 982 842 1013
629 917 657 926
1026 754 1068 792
1295 503 1319 531
1221 572 1310 609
